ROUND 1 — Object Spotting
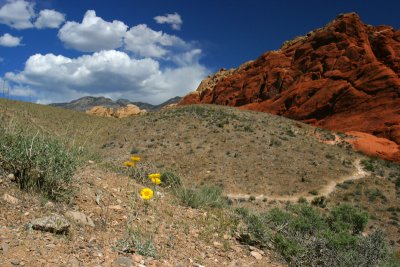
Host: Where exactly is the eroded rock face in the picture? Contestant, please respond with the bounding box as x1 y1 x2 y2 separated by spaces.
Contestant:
86 106 114 117
180 13 400 161
86 104 145 118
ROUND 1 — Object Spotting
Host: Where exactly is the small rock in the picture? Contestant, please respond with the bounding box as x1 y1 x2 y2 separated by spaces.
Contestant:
1 241 9 254
232 246 242 253
108 205 123 211
30 214 70 234
3 193 19 204
7 173 16 181
228 260 242 267
88 160 95 164
250 251 262 260
44 201 55 208
65 211 95 227
113 256 132 266
132 254 143 263
249 246 265 255
10 259 20 265
213 241 223 249
67 257 81 267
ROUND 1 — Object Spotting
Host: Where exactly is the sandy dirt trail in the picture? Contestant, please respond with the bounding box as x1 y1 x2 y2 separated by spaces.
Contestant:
227 159 367 202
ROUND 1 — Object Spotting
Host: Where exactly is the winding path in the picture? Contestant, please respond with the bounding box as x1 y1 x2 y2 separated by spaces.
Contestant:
226 159 368 203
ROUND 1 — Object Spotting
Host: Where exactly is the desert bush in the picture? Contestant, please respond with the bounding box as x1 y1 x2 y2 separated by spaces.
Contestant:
328 204 368 234
311 195 327 208
235 207 271 247
0 128 79 201
236 203 396 267
117 228 157 257
160 172 182 188
174 185 228 209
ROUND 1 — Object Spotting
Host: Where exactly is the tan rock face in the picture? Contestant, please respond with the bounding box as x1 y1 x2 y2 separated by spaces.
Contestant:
179 13 400 162
85 106 113 117
86 104 145 118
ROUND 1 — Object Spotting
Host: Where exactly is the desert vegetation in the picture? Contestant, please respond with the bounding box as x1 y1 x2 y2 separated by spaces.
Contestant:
1 98 399 266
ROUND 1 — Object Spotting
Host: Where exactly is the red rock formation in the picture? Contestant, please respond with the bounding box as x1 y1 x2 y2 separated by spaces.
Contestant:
179 13 400 162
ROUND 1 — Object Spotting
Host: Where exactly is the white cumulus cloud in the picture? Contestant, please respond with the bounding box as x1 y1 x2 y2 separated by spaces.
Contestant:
154 12 182 30
5 50 209 104
58 10 128 52
124 24 187 58
0 33 22 47
34 9 65 29
0 0 35 29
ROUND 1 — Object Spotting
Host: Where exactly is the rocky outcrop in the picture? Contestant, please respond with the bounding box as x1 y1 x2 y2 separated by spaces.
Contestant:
346 131 400 162
86 106 114 117
86 104 145 118
179 13 400 161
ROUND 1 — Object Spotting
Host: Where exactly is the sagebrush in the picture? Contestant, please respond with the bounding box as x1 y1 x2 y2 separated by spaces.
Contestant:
0 127 80 201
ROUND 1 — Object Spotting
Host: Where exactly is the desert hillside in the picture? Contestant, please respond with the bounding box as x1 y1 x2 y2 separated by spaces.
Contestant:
1 98 399 266
50 96 182 112
179 13 400 162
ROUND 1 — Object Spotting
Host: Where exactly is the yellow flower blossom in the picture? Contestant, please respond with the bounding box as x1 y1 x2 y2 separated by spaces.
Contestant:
149 173 161 185
130 156 141 162
140 188 153 200
124 161 134 167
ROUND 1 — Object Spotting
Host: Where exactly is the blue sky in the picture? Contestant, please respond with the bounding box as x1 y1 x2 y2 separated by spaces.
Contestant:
0 0 399 104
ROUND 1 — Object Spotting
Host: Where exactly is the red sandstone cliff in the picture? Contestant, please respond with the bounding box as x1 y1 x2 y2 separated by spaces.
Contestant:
179 13 400 161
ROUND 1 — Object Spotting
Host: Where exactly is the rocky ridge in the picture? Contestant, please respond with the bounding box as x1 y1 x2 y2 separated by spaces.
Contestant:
50 96 182 112
179 13 400 161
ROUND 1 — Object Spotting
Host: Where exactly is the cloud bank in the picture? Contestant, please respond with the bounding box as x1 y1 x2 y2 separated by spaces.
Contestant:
6 50 208 104
2 7 208 104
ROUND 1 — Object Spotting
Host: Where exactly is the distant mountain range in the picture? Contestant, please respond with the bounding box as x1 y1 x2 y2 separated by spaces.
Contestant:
49 96 182 112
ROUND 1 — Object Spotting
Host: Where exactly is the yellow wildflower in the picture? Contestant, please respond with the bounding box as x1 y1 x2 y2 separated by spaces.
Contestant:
124 161 134 167
130 156 141 162
149 173 161 185
140 188 154 200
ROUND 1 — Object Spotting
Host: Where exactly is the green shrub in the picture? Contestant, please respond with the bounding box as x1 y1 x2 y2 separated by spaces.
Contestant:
235 204 396 267
174 185 228 209
266 208 293 227
160 172 182 188
311 195 327 208
395 178 400 189
117 228 157 257
273 233 304 261
0 128 79 201
361 159 375 172
328 204 368 234
235 208 270 247
290 204 326 234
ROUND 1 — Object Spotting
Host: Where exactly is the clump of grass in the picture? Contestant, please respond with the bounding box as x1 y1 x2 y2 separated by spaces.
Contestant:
311 195 327 208
160 172 182 188
0 128 79 201
236 203 396 267
116 228 157 257
174 185 228 209
235 207 271 247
